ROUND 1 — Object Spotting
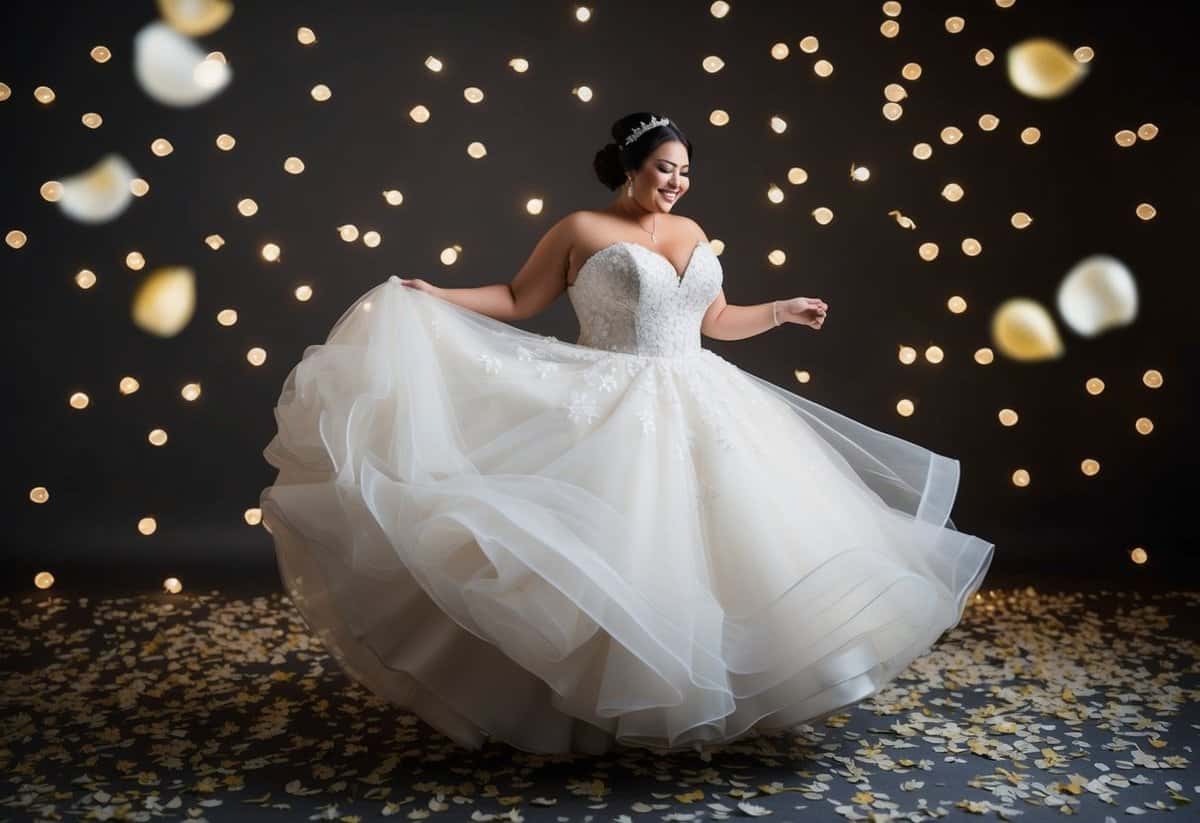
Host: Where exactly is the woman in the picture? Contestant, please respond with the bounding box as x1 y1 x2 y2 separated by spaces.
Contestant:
259 111 995 756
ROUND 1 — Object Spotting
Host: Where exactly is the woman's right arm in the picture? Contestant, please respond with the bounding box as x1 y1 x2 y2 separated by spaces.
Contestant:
408 214 577 322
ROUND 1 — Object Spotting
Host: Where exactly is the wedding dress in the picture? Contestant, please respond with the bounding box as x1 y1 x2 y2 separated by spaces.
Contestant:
259 238 995 755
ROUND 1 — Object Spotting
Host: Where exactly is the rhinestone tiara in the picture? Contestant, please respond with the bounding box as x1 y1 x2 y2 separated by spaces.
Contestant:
622 115 670 148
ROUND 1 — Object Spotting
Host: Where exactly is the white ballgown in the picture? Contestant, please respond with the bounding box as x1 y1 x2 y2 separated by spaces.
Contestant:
259 238 995 755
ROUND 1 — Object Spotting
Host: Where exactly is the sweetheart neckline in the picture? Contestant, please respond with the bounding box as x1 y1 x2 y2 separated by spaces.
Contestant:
567 239 708 290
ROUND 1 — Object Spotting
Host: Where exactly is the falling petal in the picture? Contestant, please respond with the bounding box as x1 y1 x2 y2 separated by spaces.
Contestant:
131 266 196 337
58 154 136 224
134 21 232 106
1056 254 1138 337
991 298 1064 361
1007 37 1088 99
156 0 234 36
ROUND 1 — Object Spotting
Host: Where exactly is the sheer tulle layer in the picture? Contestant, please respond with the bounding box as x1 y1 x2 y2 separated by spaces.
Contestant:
260 278 995 754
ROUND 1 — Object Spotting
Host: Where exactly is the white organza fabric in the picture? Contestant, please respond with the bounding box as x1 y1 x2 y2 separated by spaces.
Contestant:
259 239 995 755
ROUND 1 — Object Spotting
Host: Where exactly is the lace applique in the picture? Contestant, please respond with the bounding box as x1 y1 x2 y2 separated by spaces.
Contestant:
478 352 502 375
563 390 599 425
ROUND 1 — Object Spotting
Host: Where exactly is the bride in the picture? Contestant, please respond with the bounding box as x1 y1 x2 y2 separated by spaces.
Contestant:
259 111 995 755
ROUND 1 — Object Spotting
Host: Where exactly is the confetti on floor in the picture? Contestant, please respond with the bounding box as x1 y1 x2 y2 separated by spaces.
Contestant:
1 586 1197 822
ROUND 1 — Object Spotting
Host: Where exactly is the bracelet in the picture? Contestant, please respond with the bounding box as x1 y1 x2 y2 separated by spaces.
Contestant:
772 300 780 327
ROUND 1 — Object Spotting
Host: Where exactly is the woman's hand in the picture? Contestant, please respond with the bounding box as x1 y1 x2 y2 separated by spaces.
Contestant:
777 297 828 329
399 277 441 297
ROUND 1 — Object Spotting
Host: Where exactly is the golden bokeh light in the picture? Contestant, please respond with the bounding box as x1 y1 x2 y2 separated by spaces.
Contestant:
811 207 834 225
574 6 592 23
130 178 150 197
119 377 140 395
163 577 183 594
409 105 430 122
882 102 903 121
573 85 594 102
882 1 901 17
526 197 544 215
787 167 808 184
383 189 404 205
310 83 332 101
767 184 784 203
1137 123 1159 140
34 571 54 589
246 347 267 366
767 249 787 266
467 141 487 158
924 345 944 364
34 85 56 104
69 392 90 410
1011 211 1033 229
942 182 964 202
508 58 529 73
294 285 313 302
918 242 939 261
91 45 112 62
814 59 834 77
711 1 731 18
297 26 317 45
236 197 258 216
945 16 965 33
998 408 1019 426
974 348 995 365
850 164 870 182
702 56 725 73
215 133 235 150
979 113 1000 131
1130 547 1148 565
1142 369 1163 388
75 269 97 289
216 308 238 326
884 83 906 102
126 251 146 269
1056 254 1138 337
1135 203 1156 221
912 142 933 160
770 43 789 60
901 62 921 80
148 428 168 446
890 208 917 229
362 231 381 248
975 49 994 67
1114 129 1137 147
138 517 157 535
793 369 810 383
205 234 224 250
244 507 263 526
1020 126 1041 145
151 138 174 156
0 82 10 101
425 55 444 72
284 156 305 174
1012 469 1030 487
1085 377 1105 395
464 86 484 103
961 238 982 256
1081 459 1100 476
948 296 967 314
709 109 731 126
261 242 281 261
440 246 461 265
338 224 359 242
940 126 963 144
82 112 103 128
40 181 63 202
896 398 914 416
770 116 788 133
30 486 50 504
898 345 917 364
1135 417 1154 435
880 20 900 39
181 383 201 401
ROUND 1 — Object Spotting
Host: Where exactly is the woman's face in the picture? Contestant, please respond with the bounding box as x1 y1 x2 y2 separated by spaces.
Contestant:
631 140 689 212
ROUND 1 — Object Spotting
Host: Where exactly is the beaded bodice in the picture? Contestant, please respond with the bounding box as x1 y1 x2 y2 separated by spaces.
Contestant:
566 240 723 357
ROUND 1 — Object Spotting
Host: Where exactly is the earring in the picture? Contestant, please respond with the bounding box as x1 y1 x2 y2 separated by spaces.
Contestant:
626 177 633 197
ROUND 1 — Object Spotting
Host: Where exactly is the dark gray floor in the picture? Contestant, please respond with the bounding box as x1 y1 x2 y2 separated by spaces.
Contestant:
2 579 1197 822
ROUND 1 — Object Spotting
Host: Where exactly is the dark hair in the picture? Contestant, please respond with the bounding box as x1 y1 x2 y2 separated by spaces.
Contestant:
593 112 693 190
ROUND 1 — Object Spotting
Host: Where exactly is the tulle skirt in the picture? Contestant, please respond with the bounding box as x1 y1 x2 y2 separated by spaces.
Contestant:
259 276 995 754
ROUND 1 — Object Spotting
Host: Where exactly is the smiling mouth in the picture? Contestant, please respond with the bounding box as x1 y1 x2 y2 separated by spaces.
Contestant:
659 189 678 200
